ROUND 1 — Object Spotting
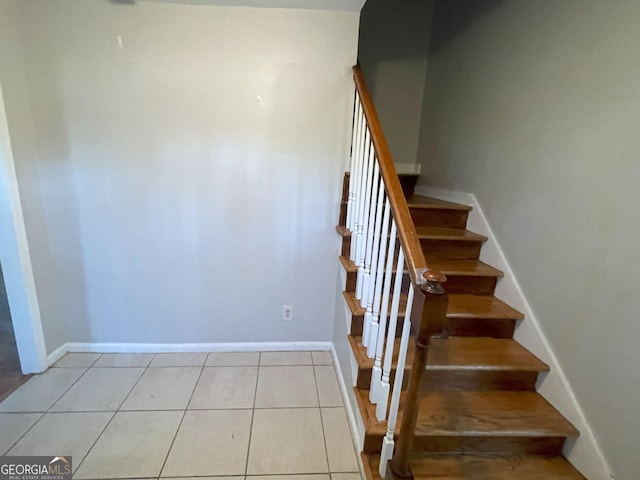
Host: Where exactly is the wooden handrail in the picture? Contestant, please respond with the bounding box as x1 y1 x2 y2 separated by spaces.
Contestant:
353 66 450 480
352 66 442 291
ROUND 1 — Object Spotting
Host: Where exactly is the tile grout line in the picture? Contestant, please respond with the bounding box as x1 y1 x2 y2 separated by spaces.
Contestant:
157 358 206 479
72 353 156 476
242 351 262 476
313 363 333 476
1 356 101 455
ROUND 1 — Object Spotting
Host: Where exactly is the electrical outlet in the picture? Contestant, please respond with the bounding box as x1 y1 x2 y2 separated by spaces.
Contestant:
282 305 293 321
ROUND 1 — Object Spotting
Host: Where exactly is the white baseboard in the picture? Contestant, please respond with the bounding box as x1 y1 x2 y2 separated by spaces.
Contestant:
46 343 69 367
415 186 612 480
394 163 421 175
47 341 331 365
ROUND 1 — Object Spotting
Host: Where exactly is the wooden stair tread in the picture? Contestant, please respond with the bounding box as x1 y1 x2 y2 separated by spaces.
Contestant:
427 259 503 278
448 294 525 320
356 389 579 438
363 453 586 480
337 225 485 242
416 226 487 242
345 290 524 321
340 256 503 279
349 336 549 373
406 195 473 211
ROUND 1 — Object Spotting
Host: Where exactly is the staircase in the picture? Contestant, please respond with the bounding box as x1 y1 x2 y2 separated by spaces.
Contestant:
337 175 587 479
337 66 587 479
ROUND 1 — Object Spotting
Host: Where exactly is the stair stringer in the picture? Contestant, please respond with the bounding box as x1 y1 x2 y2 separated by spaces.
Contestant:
332 258 367 475
414 185 611 480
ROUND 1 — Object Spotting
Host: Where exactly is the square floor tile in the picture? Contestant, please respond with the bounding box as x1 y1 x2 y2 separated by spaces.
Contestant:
0 413 42 454
206 352 260 366
9 412 113 470
121 367 200 410
312 351 333 365
51 368 143 412
166 478 241 480
332 474 362 480
247 408 328 474
93 353 154 368
150 353 207 367
55 353 101 368
0 368 86 412
74 410 183 479
260 351 313 366
321 408 359 472
161 410 252 477
255 366 318 408
315 366 343 407
189 366 257 409
252 476 330 480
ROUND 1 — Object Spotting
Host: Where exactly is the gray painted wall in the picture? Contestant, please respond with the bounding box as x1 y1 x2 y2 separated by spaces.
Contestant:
0 0 359 351
417 1 640 478
358 0 434 166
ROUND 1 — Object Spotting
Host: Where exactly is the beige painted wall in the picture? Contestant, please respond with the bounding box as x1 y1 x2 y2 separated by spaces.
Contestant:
0 0 359 351
358 0 433 166
418 1 640 478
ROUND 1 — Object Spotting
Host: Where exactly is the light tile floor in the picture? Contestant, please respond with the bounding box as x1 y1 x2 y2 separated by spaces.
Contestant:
0 351 362 480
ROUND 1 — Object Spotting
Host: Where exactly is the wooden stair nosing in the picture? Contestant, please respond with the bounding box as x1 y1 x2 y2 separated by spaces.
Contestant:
337 225 351 238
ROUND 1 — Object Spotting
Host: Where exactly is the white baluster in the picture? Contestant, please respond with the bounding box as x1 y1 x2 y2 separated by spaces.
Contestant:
345 92 359 230
360 161 380 349
369 199 391 402
376 245 405 421
378 283 415 479
363 172 384 356
349 103 365 260
355 127 373 301
370 220 397 405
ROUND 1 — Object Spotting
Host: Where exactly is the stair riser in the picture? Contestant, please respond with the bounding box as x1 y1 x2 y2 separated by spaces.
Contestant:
356 367 539 392
344 270 413 295
339 203 347 227
350 313 515 339
443 276 497 295
410 208 469 229
421 239 482 259
344 269 357 293
445 317 516 338
350 314 407 338
422 371 539 392
412 436 567 456
341 236 351 258
363 434 566 456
